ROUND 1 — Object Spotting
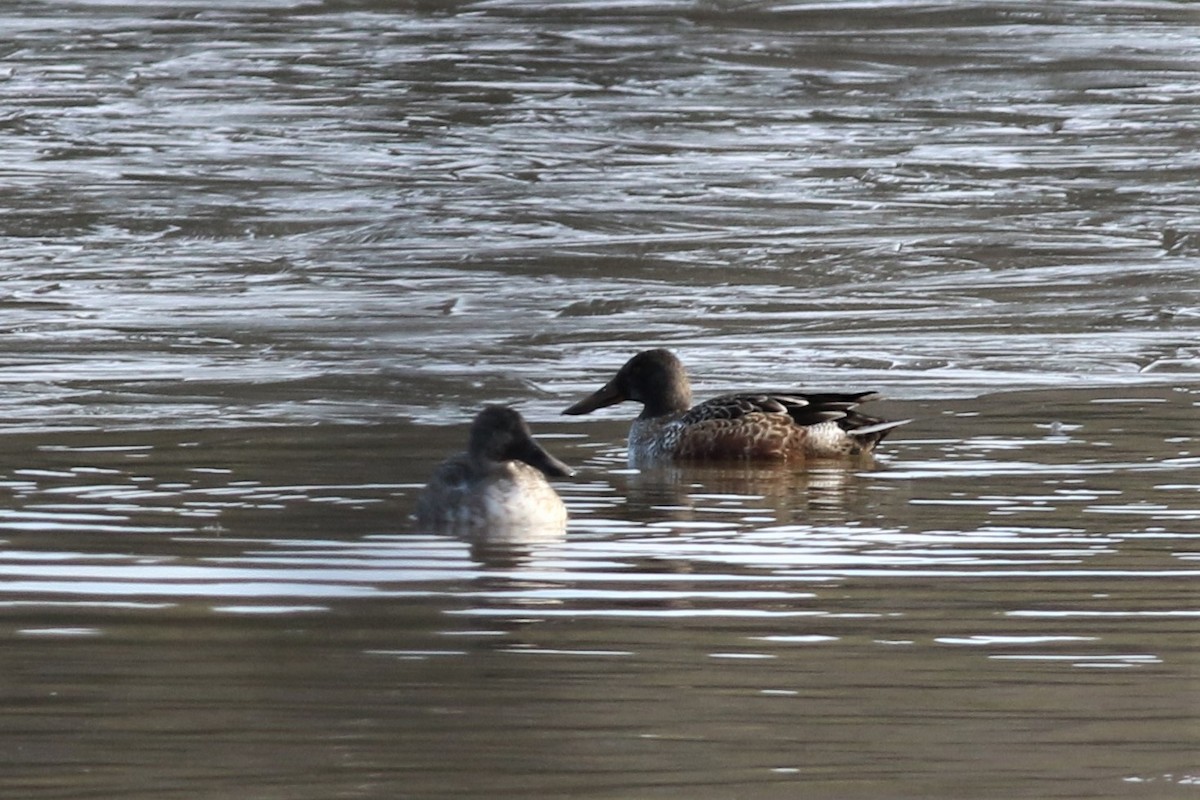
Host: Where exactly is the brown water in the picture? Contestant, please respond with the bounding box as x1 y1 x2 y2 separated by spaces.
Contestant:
1 2 1198 798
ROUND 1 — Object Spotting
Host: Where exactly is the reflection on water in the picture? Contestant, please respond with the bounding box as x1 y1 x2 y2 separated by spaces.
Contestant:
618 458 879 525
3 388 1196 798
1 1 1198 798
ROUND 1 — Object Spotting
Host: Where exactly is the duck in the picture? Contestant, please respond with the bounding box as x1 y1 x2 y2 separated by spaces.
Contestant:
562 348 909 464
416 405 573 535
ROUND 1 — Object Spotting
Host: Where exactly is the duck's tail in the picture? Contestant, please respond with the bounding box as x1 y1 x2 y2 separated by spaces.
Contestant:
843 416 912 450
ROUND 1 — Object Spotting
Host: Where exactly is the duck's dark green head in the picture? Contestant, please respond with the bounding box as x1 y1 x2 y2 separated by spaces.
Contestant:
563 348 693 419
469 405 573 478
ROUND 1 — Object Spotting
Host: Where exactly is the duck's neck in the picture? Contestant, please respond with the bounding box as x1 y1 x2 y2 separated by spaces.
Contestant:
639 380 691 419
629 416 673 462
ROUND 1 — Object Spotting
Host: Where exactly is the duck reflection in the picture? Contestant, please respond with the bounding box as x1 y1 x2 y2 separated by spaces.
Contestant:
465 532 565 569
618 457 877 526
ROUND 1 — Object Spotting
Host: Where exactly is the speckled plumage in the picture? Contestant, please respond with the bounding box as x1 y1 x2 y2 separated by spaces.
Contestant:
416 406 572 535
564 349 909 465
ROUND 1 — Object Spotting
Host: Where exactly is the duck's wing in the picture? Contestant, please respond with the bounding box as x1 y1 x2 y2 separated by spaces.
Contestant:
414 453 473 525
680 391 881 428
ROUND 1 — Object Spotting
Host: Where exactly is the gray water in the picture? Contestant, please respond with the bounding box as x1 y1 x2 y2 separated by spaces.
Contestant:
1 2 1198 798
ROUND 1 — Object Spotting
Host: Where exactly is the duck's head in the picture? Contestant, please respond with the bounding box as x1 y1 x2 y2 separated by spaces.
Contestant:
563 348 693 418
469 405 574 478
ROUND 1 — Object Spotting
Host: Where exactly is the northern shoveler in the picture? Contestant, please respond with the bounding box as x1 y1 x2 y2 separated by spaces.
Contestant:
416 405 573 534
563 348 910 464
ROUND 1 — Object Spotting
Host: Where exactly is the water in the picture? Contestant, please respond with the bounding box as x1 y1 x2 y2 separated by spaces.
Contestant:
1 2 1198 798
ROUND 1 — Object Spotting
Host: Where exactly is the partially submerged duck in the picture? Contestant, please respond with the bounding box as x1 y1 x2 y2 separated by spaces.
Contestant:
416 405 573 534
563 349 909 464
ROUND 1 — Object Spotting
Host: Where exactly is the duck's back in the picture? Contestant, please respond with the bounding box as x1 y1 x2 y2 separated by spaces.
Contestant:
629 391 904 463
416 454 567 533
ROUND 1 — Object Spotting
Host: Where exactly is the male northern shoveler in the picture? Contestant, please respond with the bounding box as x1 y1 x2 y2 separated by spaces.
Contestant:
563 349 910 464
416 405 573 534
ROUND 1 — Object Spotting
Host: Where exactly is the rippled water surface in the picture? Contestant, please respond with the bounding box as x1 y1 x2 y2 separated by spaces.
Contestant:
1 1 1199 798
